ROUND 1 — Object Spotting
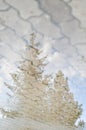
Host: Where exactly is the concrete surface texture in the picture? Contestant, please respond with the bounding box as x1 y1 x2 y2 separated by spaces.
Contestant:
0 0 86 129
0 118 78 130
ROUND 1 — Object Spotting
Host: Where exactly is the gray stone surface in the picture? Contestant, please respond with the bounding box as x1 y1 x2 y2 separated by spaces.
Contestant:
30 14 61 38
37 0 73 23
6 0 43 19
0 0 9 10
69 0 86 28
0 118 76 130
0 0 86 129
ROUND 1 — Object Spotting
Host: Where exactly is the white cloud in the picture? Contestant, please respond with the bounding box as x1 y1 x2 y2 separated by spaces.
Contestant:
0 58 17 81
63 66 76 77
41 37 53 55
40 36 86 78
0 77 4 93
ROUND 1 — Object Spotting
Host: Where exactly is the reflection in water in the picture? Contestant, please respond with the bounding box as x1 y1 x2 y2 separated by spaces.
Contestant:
0 36 84 130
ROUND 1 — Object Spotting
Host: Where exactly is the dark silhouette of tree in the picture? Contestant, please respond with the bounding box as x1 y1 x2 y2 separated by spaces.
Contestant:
78 120 85 128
